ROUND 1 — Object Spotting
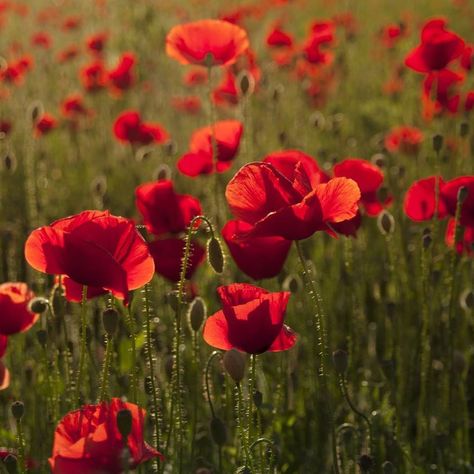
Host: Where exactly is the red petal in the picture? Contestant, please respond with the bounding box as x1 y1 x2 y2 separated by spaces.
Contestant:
203 310 233 350
404 176 447 221
333 158 383 194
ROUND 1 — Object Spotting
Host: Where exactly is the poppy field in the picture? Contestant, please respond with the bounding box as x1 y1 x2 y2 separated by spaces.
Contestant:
0 0 474 472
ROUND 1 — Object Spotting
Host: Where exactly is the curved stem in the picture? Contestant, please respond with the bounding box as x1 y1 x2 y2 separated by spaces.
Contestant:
205 351 222 419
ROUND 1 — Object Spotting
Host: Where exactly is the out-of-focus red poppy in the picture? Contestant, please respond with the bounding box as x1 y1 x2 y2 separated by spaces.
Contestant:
302 21 335 65
171 96 202 114
445 218 474 255
385 126 424 154
57 45 79 63
0 283 39 335
441 176 474 227
31 31 52 49
405 18 465 73
266 21 293 48
24 210 155 302
113 110 169 146
108 52 136 93
62 15 81 31
80 60 107 92
135 180 202 236
166 19 249 67
178 120 243 177
226 161 360 241
0 120 12 136
222 220 291 280
334 158 391 217
148 238 205 282
60 94 90 120
0 361 10 390
212 69 239 106
203 283 296 354
379 23 406 49
86 32 107 54
49 398 163 474
183 68 208 87
460 44 473 71
465 92 474 112
34 113 57 137
404 176 447 221
0 335 7 358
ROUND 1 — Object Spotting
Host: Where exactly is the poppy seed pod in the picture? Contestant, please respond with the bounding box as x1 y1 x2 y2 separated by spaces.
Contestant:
237 70 255 97
210 417 227 446
207 237 224 274
358 454 373 472
188 297 206 332
377 210 395 235
28 100 44 125
102 308 119 336
11 401 24 420
223 349 245 383
116 409 133 438
153 163 172 181
2 152 17 173
460 122 469 138
28 297 49 314
432 134 443 152
382 461 395 473
90 175 107 198
4 454 17 474
332 349 348 374
282 274 302 293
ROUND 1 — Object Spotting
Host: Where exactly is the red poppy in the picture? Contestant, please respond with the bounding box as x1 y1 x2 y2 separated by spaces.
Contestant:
203 283 296 354
80 61 107 92
108 52 136 93
302 21 335 65
405 18 465 73
266 21 293 48
460 44 473 71
178 120 243 177
62 15 81 31
135 180 202 236
0 335 6 358
57 46 79 63
385 126 424 154
403 176 447 221
333 158 391 216
212 69 239 106
148 238 205 282
0 283 39 335
60 94 90 119
422 69 464 118
222 220 291 280
31 31 52 48
113 111 169 146
441 176 474 226
49 398 163 474
0 120 12 136
86 32 107 54
183 68 208 87
34 113 57 137
171 96 202 114
445 218 474 255
24 210 155 301
226 162 360 240
465 92 474 112
166 19 249 67
61 276 109 303
0 361 10 390
379 23 405 49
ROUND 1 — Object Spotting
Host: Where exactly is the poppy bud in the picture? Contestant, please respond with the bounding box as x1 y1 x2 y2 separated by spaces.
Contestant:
11 401 24 420
432 134 443 152
309 111 325 129
166 291 179 312
188 297 206 332
282 274 302 293
28 100 44 125
460 289 474 310
90 175 107 197
4 454 17 474
116 409 133 438
332 349 348 374
2 152 17 173
460 122 469 138
207 237 224 274
382 461 395 473
135 145 154 162
102 308 119 336
153 163 172 181
371 153 385 168
223 349 245 383
377 210 395 235
36 329 47 347
358 454 373 472
164 140 177 156
457 186 468 204
253 390 263 408
237 70 255 97
28 297 49 314
210 417 227 446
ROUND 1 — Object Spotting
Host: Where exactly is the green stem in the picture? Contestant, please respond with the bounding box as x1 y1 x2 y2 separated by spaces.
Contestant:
124 307 138 404
74 285 88 404
98 335 113 402
16 418 26 474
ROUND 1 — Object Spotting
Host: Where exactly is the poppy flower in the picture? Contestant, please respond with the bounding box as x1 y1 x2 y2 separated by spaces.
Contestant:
212 69 239 106
403 176 447 221
24 210 155 301
405 18 465 73
86 32 107 54
62 15 81 31
57 46 79 63
183 68 208 87
465 92 474 112
302 21 335 65
266 22 294 48
445 218 474 255
222 220 291 280
177 120 243 177
460 44 473 71
166 19 249 67
148 238 205 282
0 361 10 390
108 52 136 93
440 176 474 227
34 113 57 137
171 96 202 114
203 283 297 354
61 276 110 303
135 180 202 236
0 283 39 335
422 69 464 118
80 61 107 92
333 158 391 216
113 111 169 146
225 162 360 240
0 120 12 136
31 31 52 48
60 94 90 119
49 398 163 474
0 335 7 358
379 23 405 49
384 126 424 154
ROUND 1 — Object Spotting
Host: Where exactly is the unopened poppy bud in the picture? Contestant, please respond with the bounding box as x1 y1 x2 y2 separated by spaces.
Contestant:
4 454 17 474
36 329 47 347
282 274 302 293
135 145 154 162
237 70 254 97
28 100 44 124
223 349 245 383
153 163 172 181
332 349 348 374
371 153 385 168
460 289 474 310
2 152 17 173
253 390 263 408
102 308 119 336
210 417 227 446
358 454 373 472
310 111 325 129
11 401 24 420
90 175 107 197
377 210 395 235
166 291 179 312
164 140 177 156
382 461 395 473
207 237 224 274
188 297 206 332
432 134 443 152
460 122 469 138
457 186 468 204
116 409 132 438
29 297 49 314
